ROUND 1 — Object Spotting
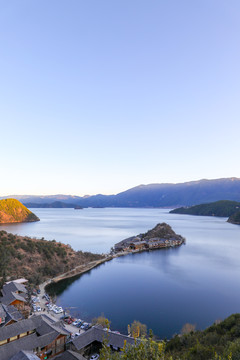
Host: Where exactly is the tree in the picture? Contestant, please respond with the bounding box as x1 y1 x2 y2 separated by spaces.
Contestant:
92 315 111 328
130 320 147 338
181 323 196 335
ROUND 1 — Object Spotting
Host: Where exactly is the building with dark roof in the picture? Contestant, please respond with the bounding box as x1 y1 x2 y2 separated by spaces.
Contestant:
53 350 86 360
9 350 41 360
70 326 135 357
0 304 23 327
0 315 70 360
0 303 6 324
2 282 27 297
0 281 28 314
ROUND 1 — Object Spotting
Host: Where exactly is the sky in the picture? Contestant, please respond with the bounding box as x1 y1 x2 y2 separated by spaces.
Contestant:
0 0 240 196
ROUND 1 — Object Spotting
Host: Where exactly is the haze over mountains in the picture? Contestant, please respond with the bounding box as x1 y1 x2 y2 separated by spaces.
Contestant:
1 178 240 208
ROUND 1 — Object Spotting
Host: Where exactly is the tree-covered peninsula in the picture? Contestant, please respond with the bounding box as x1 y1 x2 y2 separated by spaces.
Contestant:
0 198 39 223
228 209 240 225
170 200 240 223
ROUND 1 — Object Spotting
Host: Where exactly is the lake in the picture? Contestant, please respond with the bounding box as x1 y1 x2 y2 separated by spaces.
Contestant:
1 208 240 338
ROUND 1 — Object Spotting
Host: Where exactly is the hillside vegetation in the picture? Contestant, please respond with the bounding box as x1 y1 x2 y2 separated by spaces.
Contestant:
170 200 240 217
0 198 39 223
165 313 240 360
228 210 240 225
0 230 104 286
100 313 240 360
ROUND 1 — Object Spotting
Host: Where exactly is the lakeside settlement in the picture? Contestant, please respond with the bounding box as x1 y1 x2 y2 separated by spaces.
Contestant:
50 223 185 284
0 222 185 359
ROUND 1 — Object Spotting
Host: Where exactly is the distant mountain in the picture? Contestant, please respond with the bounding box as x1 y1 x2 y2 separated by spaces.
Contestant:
2 178 240 208
170 200 240 217
0 199 39 224
24 201 77 208
0 194 82 205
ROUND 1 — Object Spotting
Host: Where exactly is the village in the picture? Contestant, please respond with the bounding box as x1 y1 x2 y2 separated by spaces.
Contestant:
114 223 185 253
0 278 135 360
0 223 185 360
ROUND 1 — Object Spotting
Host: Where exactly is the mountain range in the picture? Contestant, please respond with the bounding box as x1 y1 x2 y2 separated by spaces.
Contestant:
1 178 240 208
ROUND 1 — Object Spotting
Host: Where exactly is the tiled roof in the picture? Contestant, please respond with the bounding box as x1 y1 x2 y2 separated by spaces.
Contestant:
72 326 135 350
0 317 37 341
0 333 38 360
2 304 23 325
0 314 71 359
3 282 27 296
0 303 6 320
36 331 59 348
0 291 27 306
54 350 86 360
9 350 40 360
35 315 70 337
0 314 69 342
0 331 63 360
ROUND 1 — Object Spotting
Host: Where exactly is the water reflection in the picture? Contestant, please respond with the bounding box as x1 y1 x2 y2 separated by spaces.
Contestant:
1 208 240 338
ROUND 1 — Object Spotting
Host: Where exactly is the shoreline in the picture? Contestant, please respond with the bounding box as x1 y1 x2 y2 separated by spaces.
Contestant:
44 251 130 287
42 243 184 290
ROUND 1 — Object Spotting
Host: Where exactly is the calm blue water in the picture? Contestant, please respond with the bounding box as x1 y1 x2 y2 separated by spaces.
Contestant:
1 208 240 338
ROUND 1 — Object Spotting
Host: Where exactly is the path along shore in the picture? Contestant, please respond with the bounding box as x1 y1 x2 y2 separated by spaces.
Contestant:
44 250 131 286
42 242 184 288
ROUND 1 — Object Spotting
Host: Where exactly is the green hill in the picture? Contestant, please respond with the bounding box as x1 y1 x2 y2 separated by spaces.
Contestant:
170 200 240 217
228 210 240 225
102 313 240 359
166 313 240 360
0 198 39 223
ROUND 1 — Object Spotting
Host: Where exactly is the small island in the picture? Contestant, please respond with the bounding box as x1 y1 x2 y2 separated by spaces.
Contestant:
0 198 39 224
114 222 185 253
170 200 240 225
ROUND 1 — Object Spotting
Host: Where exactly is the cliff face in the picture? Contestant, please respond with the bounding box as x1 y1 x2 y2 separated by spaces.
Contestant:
0 198 39 224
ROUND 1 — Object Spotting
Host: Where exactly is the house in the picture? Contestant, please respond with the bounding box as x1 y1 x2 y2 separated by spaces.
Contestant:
70 325 135 357
0 303 23 327
0 291 27 312
0 314 70 360
147 239 166 249
129 241 147 250
2 282 28 297
0 281 28 315
53 350 86 360
9 350 41 360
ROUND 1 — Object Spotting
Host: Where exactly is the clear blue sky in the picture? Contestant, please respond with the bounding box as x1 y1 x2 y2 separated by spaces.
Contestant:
1 0 240 196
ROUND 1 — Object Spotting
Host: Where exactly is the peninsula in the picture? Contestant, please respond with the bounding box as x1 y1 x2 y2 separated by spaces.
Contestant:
0 223 185 286
170 200 240 225
0 198 39 224
228 210 240 225
114 223 185 253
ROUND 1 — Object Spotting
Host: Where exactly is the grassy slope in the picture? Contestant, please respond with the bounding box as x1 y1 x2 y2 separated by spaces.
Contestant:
170 200 240 217
0 230 104 286
0 198 39 223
